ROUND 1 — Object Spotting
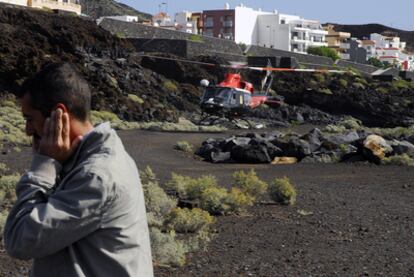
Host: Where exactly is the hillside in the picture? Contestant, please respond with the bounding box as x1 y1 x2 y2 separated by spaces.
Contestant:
81 0 151 20
328 23 414 52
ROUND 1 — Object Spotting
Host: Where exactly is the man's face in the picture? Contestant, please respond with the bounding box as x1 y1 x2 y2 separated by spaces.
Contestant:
21 93 46 150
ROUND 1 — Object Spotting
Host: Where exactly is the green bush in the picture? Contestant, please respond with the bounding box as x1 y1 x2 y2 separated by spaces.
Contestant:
165 207 214 233
318 88 333 95
313 73 325 83
165 173 218 200
307 46 340 61
225 188 254 212
163 80 179 92
382 154 414 166
128 94 144 104
0 174 19 204
188 34 203 42
233 169 268 199
199 187 229 215
338 78 348 88
0 211 8 240
268 177 297 205
340 117 362 130
393 80 410 90
0 162 8 174
150 228 186 267
174 141 194 153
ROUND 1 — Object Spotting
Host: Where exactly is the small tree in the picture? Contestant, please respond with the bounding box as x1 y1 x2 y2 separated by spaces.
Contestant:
307 46 340 61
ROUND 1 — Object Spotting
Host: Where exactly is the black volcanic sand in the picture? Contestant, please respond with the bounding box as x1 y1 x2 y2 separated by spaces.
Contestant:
0 129 413 276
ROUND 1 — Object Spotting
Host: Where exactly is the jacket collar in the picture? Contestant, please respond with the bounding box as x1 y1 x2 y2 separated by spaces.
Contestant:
62 122 112 175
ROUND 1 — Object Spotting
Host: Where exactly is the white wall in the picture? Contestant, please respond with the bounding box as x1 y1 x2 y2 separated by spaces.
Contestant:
0 0 27 6
234 6 268 45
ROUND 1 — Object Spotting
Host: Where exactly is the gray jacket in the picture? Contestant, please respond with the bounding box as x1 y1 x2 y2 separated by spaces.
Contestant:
4 123 153 277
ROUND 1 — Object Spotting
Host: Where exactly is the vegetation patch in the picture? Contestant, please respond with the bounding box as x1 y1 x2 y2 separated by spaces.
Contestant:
232 169 268 200
174 141 194 153
382 154 414 167
127 94 144 104
268 177 297 205
163 80 179 92
165 207 214 233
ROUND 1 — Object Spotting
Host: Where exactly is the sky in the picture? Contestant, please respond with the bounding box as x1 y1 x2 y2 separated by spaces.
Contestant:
119 0 414 31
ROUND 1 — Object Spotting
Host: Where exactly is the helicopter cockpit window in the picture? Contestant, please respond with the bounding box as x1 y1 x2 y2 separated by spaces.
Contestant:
202 87 232 102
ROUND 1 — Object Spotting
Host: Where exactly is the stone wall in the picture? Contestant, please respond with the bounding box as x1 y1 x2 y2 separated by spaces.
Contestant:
246 45 334 67
335 60 378 74
100 19 245 61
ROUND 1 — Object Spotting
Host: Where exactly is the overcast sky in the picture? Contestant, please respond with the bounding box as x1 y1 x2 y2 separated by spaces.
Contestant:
119 0 414 31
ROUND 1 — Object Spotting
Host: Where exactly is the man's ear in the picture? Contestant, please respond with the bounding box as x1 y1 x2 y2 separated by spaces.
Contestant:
54 103 68 114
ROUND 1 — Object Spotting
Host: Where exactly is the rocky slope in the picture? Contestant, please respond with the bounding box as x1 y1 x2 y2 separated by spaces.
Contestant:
81 0 151 20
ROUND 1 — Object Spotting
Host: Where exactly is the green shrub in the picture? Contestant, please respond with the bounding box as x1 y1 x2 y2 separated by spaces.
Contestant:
233 169 268 199
382 154 414 166
340 117 362 130
174 141 194 153
225 188 254 212
0 162 8 174
352 82 366 90
377 87 389 94
318 88 333 95
163 80 179 92
128 94 144 104
0 211 8 240
165 173 218 200
199 187 229 215
339 78 348 88
165 207 214 233
307 46 340 61
393 80 410 90
188 34 203 42
268 177 297 205
150 228 186 267
313 73 325 83
0 174 19 204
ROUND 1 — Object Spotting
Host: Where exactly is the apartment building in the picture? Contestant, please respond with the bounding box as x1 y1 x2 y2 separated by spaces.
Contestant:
175 11 203 34
202 4 327 54
324 25 351 59
0 0 81 15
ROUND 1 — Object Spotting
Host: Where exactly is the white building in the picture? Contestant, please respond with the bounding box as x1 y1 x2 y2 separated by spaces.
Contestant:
97 15 138 25
175 11 195 33
361 33 414 71
203 4 327 54
0 0 26 6
0 0 81 15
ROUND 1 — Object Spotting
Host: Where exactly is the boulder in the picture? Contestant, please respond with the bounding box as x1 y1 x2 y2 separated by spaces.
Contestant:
223 136 251 152
271 157 298 165
390 140 414 158
362 134 393 164
230 145 271 163
210 151 231 163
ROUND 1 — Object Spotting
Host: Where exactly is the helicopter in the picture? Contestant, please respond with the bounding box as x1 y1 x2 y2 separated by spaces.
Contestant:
198 61 346 128
198 71 283 127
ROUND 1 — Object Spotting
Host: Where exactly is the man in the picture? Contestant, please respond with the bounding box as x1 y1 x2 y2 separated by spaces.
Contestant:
3 62 153 277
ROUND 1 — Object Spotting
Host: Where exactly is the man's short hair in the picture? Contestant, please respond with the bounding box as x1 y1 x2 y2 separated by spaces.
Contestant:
20 62 91 121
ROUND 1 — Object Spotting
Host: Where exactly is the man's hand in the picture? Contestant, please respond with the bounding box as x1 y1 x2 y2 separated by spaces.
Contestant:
38 108 82 164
